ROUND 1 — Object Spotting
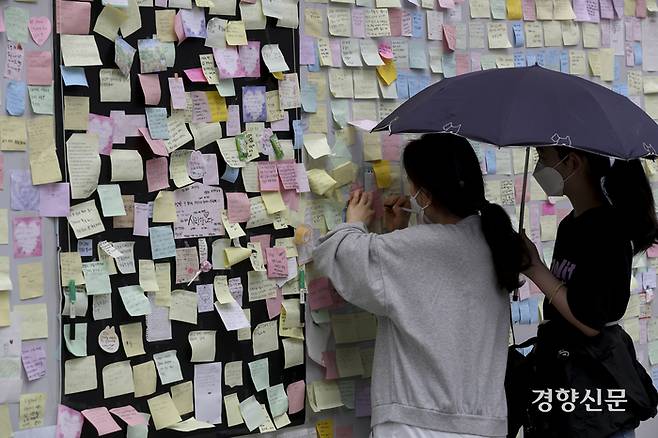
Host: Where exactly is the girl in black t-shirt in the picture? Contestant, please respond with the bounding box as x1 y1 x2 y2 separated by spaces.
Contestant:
519 146 658 438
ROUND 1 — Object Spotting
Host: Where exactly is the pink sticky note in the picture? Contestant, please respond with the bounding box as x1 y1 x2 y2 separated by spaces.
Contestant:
81 407 122 436
250 234 271 249
174 11 186 44
58 1 91 35
281 188 299 212
522 0 537 21
276 160 298 190
203 154 220 185
26 51 53 85
443 24 456 51
168 77 187 109
213 47 245 79
13 217 42 258
138 74 161 105
265 286 283 319
322 351 339 379
4 42 24 81
88 114 114 155
56 404 84 438
0 10 4 33
388 9 402 36
308 277 334 311
146 157 170 192
295 163 310 193
330 38 342 66
378 42 393 60
456 53 470 76
299 35 316 65
266 247 288 278
239 41 261 78
352 8 366 38
401 10 413 36
439 0 456 8
21 340 46 381
286 380 305 414
257 161 279 191
184 67 207 83
109 405 148 426
139 127 168 156
226 105 242 136
271 112 289 132
133 203 149 237
381 134 402 161
29 17 52 46
226 192 251 223
647 244 658 258
541 201 556 216
39 183 70 217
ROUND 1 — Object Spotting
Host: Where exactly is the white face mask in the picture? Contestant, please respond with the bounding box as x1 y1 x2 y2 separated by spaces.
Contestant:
532 155 574 197
410 188 433 224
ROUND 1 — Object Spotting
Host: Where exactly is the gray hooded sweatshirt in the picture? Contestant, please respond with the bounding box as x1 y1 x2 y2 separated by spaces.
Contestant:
312 216 509 437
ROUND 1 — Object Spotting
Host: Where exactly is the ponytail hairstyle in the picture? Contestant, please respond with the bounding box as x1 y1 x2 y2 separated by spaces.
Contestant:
556 148 658 255
402 133 531 292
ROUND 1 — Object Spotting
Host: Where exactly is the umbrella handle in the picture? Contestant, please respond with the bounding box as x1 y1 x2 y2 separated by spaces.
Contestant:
514 147 531 302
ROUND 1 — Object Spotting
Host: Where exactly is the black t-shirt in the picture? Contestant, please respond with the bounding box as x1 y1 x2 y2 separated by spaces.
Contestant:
543 205 633 332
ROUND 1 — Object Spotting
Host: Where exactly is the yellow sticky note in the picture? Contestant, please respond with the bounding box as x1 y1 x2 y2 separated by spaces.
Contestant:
64 356 98 395
226 21 248 45
153 191 177 223
372 160 392 189
60 252 85 286
599 48 615 82
0 404 12 438
170 381 194 415
261 191 286 214
506 0 523 19
0 210 8 245
189 330 216 362
0 117 27 150
207 92 228 122
155 9 177 42
316 418 334 438
307 169 337 196
155 263 172 307
120 322 146 357
224 247 252 267
15 304 48 340
0 291 9 327
376 59 397 85
19 393 46 429
147 393 182 430
18 263 44 300
133 361 157 397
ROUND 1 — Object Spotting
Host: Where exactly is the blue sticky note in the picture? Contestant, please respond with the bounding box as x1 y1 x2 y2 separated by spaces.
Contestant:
560 51 569 74
149 226 176 260
145 107 169 140
307 41 321 73
408 76 429 97
77 239 93 257
60 66 88 87
301 86 317 113
221 165 240 183
519 300 531 324
535 52 546 67
514 53 526 67
545 50 560 71
442 53 456 79
396 73 410 100
412 12 424 38
614 57 621 82
529 297 540 324
511 301 520 324
526 53 537 67
651 366 658 390
512 22 524 48
612 83 628 96
6 80 26 116
292 120 303 150
634 42 643 66
485 149 497 174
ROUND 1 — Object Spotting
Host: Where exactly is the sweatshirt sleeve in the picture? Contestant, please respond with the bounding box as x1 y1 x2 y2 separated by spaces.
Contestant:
311 221 387 316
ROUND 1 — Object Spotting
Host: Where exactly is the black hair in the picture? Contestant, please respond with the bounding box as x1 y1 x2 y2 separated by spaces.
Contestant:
556 148 658 255
402 133 531 292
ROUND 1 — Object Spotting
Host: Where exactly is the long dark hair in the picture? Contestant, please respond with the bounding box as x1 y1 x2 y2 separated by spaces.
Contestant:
402 133 531 292
556 147 658 255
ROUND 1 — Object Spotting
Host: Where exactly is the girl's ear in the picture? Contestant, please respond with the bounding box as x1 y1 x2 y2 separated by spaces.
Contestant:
566 151 583 173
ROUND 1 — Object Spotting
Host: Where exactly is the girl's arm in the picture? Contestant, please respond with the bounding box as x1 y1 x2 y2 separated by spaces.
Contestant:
524 263 600 337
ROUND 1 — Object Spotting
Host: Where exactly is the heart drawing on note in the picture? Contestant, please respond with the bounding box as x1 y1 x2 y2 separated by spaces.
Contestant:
29 17 51 46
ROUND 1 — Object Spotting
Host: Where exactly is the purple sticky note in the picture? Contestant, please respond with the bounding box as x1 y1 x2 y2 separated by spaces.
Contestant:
202 154 220 186
226 104 242 136
355 380 372 417
21 339 47 381
10 170 39 211
133 203 149 237
88 114 114 155
228 277 243 305
39 182 70 217
242 86 267 123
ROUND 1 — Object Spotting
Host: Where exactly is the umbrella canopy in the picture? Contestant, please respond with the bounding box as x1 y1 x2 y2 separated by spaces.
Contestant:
372 65 658 160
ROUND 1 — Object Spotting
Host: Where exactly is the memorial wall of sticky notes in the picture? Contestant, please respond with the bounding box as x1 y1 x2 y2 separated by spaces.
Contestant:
55 0 307 436
297 0 658 432
0 0 63 435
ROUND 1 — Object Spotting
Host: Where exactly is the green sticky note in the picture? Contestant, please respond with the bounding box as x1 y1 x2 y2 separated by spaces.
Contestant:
97 185 127 217
248 358 269 392
63 323 87 357
266 383 288 417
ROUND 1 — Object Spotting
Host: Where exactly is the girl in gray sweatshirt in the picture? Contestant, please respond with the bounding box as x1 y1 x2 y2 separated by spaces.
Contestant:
312 133 531 437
